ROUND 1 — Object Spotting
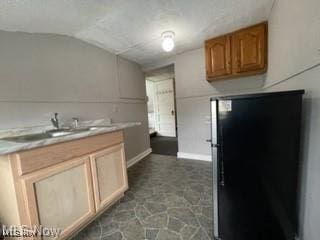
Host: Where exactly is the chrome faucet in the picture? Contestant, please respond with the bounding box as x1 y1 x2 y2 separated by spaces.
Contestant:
51 113 60 129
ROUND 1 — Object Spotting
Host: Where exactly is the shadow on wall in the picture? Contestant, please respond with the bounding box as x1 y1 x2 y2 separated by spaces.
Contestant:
209 74 266 96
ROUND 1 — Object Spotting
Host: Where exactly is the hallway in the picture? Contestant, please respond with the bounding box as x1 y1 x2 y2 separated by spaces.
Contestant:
150 137 178 156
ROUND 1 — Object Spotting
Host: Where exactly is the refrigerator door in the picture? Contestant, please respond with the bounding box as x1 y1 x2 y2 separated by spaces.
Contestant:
216 98 284 240
211 100 220 239
215 92 303 240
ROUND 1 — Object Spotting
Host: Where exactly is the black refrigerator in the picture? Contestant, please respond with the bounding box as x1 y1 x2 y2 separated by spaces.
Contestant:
210 90 304 240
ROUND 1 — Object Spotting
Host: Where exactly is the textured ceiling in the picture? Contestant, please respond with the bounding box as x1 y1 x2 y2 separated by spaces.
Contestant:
0 0 274 67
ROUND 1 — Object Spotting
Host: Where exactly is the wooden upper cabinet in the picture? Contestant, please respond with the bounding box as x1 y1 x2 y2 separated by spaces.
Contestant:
205 35 231 79
232 23 267 74
205 22 267 81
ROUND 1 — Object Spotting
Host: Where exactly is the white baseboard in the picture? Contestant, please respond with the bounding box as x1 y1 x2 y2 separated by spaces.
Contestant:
177 152 212 162
127 148 152 168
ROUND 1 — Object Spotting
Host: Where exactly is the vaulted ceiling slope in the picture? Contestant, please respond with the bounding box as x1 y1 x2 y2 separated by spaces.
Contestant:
0 0 274 67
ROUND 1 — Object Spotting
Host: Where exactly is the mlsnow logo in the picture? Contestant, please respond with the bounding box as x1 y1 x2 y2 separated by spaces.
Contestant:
2 225 61 238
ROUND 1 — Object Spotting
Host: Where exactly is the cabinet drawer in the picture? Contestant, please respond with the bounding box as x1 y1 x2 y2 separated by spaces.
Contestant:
14 131 123 176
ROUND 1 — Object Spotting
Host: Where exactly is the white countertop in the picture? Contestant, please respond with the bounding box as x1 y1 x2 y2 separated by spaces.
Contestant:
0 119 141 155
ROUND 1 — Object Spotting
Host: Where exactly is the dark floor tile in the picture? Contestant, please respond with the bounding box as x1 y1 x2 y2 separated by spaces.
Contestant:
168 217 185 233
101 231 123 240
157 229 181 240
146 229 159 240
72 154 213 240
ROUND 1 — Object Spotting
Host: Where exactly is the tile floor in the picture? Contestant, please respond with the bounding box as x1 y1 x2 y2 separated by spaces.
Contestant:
73 154 213 240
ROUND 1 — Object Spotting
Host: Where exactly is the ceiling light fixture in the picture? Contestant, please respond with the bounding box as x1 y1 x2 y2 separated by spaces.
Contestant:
161 31 175 52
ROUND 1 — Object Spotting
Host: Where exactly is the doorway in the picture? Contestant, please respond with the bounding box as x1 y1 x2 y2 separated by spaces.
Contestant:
145 65 178 156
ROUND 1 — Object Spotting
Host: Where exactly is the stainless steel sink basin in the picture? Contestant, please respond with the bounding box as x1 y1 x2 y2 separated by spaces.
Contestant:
0 123 119 143
87 124 117 130
45 128 73 137
1 127 93 143
1 132 55 143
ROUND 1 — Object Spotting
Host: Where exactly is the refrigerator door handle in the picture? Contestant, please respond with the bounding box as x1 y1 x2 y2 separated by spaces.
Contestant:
206 139 220 148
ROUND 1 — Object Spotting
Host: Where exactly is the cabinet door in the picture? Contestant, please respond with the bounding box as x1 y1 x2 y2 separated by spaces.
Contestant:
21 157 95 240
205 35 231 80
90 144 128 212
232 23 267 74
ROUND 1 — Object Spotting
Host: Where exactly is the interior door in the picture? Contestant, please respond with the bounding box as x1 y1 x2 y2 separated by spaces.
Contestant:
155 79 176 137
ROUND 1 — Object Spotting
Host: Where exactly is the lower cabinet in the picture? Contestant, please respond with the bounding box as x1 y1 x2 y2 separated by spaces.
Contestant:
90 143 128 211
6 132 129 240
21 157 95 239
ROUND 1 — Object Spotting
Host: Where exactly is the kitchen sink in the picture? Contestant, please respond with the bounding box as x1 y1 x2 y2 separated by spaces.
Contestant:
0 124 117 143
1 132 54 143
1 128 91 143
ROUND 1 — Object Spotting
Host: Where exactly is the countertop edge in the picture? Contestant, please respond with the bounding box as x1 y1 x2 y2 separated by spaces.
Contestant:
0 122 141 155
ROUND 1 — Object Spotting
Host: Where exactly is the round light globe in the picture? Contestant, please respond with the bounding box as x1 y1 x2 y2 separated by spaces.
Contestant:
162 37 175 52
161 31 175 52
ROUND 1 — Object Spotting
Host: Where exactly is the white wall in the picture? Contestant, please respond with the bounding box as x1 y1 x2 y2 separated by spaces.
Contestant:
145 0 320 238
144 1 320 237
0 30 150 160
118 57 146 100
263 1 320 239
144 48 265 158
264 0 320 88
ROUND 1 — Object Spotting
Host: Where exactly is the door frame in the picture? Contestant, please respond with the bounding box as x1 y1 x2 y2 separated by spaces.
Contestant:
154 77 177 137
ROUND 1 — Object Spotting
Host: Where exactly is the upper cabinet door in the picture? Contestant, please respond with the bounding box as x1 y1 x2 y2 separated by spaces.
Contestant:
232 23 267 74
205 35 232 80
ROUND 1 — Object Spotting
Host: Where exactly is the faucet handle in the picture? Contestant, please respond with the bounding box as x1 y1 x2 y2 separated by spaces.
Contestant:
51 113 60 129
72 117 79 128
